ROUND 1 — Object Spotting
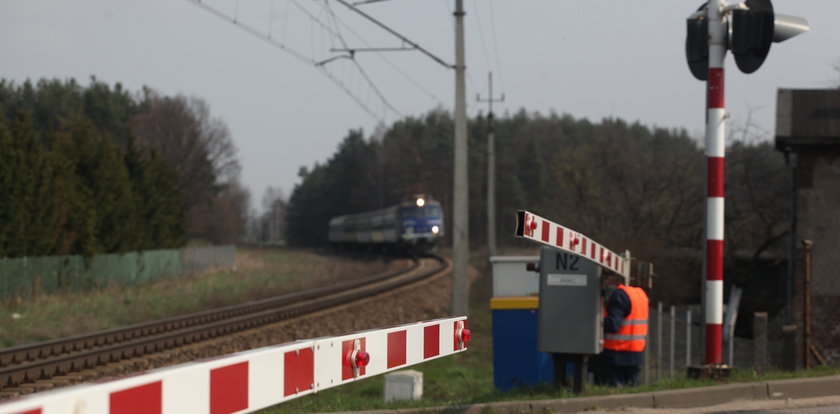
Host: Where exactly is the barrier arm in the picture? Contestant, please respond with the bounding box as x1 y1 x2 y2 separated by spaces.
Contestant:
0 316 469 414
514 210 630 279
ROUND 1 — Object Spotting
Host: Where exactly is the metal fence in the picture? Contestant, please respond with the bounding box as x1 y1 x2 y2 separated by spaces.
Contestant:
643 303 786 383
182 245 236 275
0 246 236 300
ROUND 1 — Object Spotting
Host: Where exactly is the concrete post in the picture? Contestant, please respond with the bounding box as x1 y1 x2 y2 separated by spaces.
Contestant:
384 370 423 402
451 0 469 317
782 324 798 371
753 312 768 375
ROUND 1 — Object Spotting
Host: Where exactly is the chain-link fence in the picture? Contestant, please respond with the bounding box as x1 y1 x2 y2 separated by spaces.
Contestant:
0 246 236 300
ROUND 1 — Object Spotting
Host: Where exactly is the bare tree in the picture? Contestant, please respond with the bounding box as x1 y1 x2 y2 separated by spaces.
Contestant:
131 92 244 241
726 111 789 264
205 179 250 244
260 186 287 244
189 97 241 185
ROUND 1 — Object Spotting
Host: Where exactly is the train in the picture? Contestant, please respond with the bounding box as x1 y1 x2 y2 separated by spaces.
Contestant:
328 195 445 255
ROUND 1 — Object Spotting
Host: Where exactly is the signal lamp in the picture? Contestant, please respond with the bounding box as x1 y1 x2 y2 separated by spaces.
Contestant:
685 0 809 80
461 328 471 344
455 320 470 350
354 350 370 369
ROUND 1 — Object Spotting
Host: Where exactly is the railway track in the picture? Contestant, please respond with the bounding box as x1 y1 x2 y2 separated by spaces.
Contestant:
0 255 448 395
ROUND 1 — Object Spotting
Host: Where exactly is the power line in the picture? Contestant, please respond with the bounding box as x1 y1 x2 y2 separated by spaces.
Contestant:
333 0 454 69
468 0 505 104
190 1 309 67
324 8 445 105
188 0 453 122
321 0 401 117
486 0 506 95
352 0 393 5
187 0 399 122
471 0 494 81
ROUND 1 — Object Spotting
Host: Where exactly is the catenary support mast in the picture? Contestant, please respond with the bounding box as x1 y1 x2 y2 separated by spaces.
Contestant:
452 0 469 316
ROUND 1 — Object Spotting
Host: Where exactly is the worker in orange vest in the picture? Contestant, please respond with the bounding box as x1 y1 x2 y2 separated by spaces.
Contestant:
601 270 649 387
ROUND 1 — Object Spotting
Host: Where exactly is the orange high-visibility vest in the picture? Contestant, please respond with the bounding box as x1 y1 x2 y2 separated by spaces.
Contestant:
603 285 649 352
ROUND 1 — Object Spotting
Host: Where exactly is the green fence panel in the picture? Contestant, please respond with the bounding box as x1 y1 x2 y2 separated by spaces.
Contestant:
1 257 29 299
145 249 182 283
30 256 59 295
0 246 232 301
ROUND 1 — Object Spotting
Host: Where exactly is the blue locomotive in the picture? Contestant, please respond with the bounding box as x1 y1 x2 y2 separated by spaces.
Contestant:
328 195 445 255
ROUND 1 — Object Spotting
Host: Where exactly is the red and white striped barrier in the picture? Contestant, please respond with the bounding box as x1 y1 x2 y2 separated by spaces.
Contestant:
514 210 630 278
0 317 469 414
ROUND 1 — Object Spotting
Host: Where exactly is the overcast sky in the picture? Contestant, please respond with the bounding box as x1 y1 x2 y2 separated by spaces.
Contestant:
2 1 838 211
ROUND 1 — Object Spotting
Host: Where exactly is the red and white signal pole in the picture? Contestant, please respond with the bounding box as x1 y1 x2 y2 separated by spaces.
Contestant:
704 0 726 366
688 0 808 366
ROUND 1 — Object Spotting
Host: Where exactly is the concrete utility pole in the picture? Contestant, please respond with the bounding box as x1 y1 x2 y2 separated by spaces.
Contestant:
452 0 469 317
477 72 504 259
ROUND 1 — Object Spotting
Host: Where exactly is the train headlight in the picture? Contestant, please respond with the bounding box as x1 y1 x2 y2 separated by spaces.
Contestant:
416 197 425 207
432 225 440 234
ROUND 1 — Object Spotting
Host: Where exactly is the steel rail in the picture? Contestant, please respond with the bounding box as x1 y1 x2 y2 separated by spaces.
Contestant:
0 256 446 390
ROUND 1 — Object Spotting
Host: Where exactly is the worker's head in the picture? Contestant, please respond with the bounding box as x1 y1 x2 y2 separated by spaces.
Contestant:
601 269 623 299
601 269 623 290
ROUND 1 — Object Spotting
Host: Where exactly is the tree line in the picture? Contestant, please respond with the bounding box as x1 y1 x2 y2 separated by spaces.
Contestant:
283 109 789 303
0 78 248 258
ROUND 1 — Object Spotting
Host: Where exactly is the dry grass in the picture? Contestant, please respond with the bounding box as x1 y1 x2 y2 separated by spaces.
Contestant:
0 247 396 347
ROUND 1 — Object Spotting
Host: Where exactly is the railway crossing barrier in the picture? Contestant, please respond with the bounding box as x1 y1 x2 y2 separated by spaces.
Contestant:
510 210 634 392
0 316 469 414
514 211 630 279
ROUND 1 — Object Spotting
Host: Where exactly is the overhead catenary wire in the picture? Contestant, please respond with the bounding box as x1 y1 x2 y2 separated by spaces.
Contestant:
321 0 402 117
187 0 395 122
188 0 458 124
352 0 393 5
332 0 454 69
323 2 445 106
305 0 401 118
314 0 448 109
290 0 342 43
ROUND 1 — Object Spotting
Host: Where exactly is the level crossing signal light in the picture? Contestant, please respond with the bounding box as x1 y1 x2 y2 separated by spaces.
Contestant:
684 0 807 366
686 0 809 80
